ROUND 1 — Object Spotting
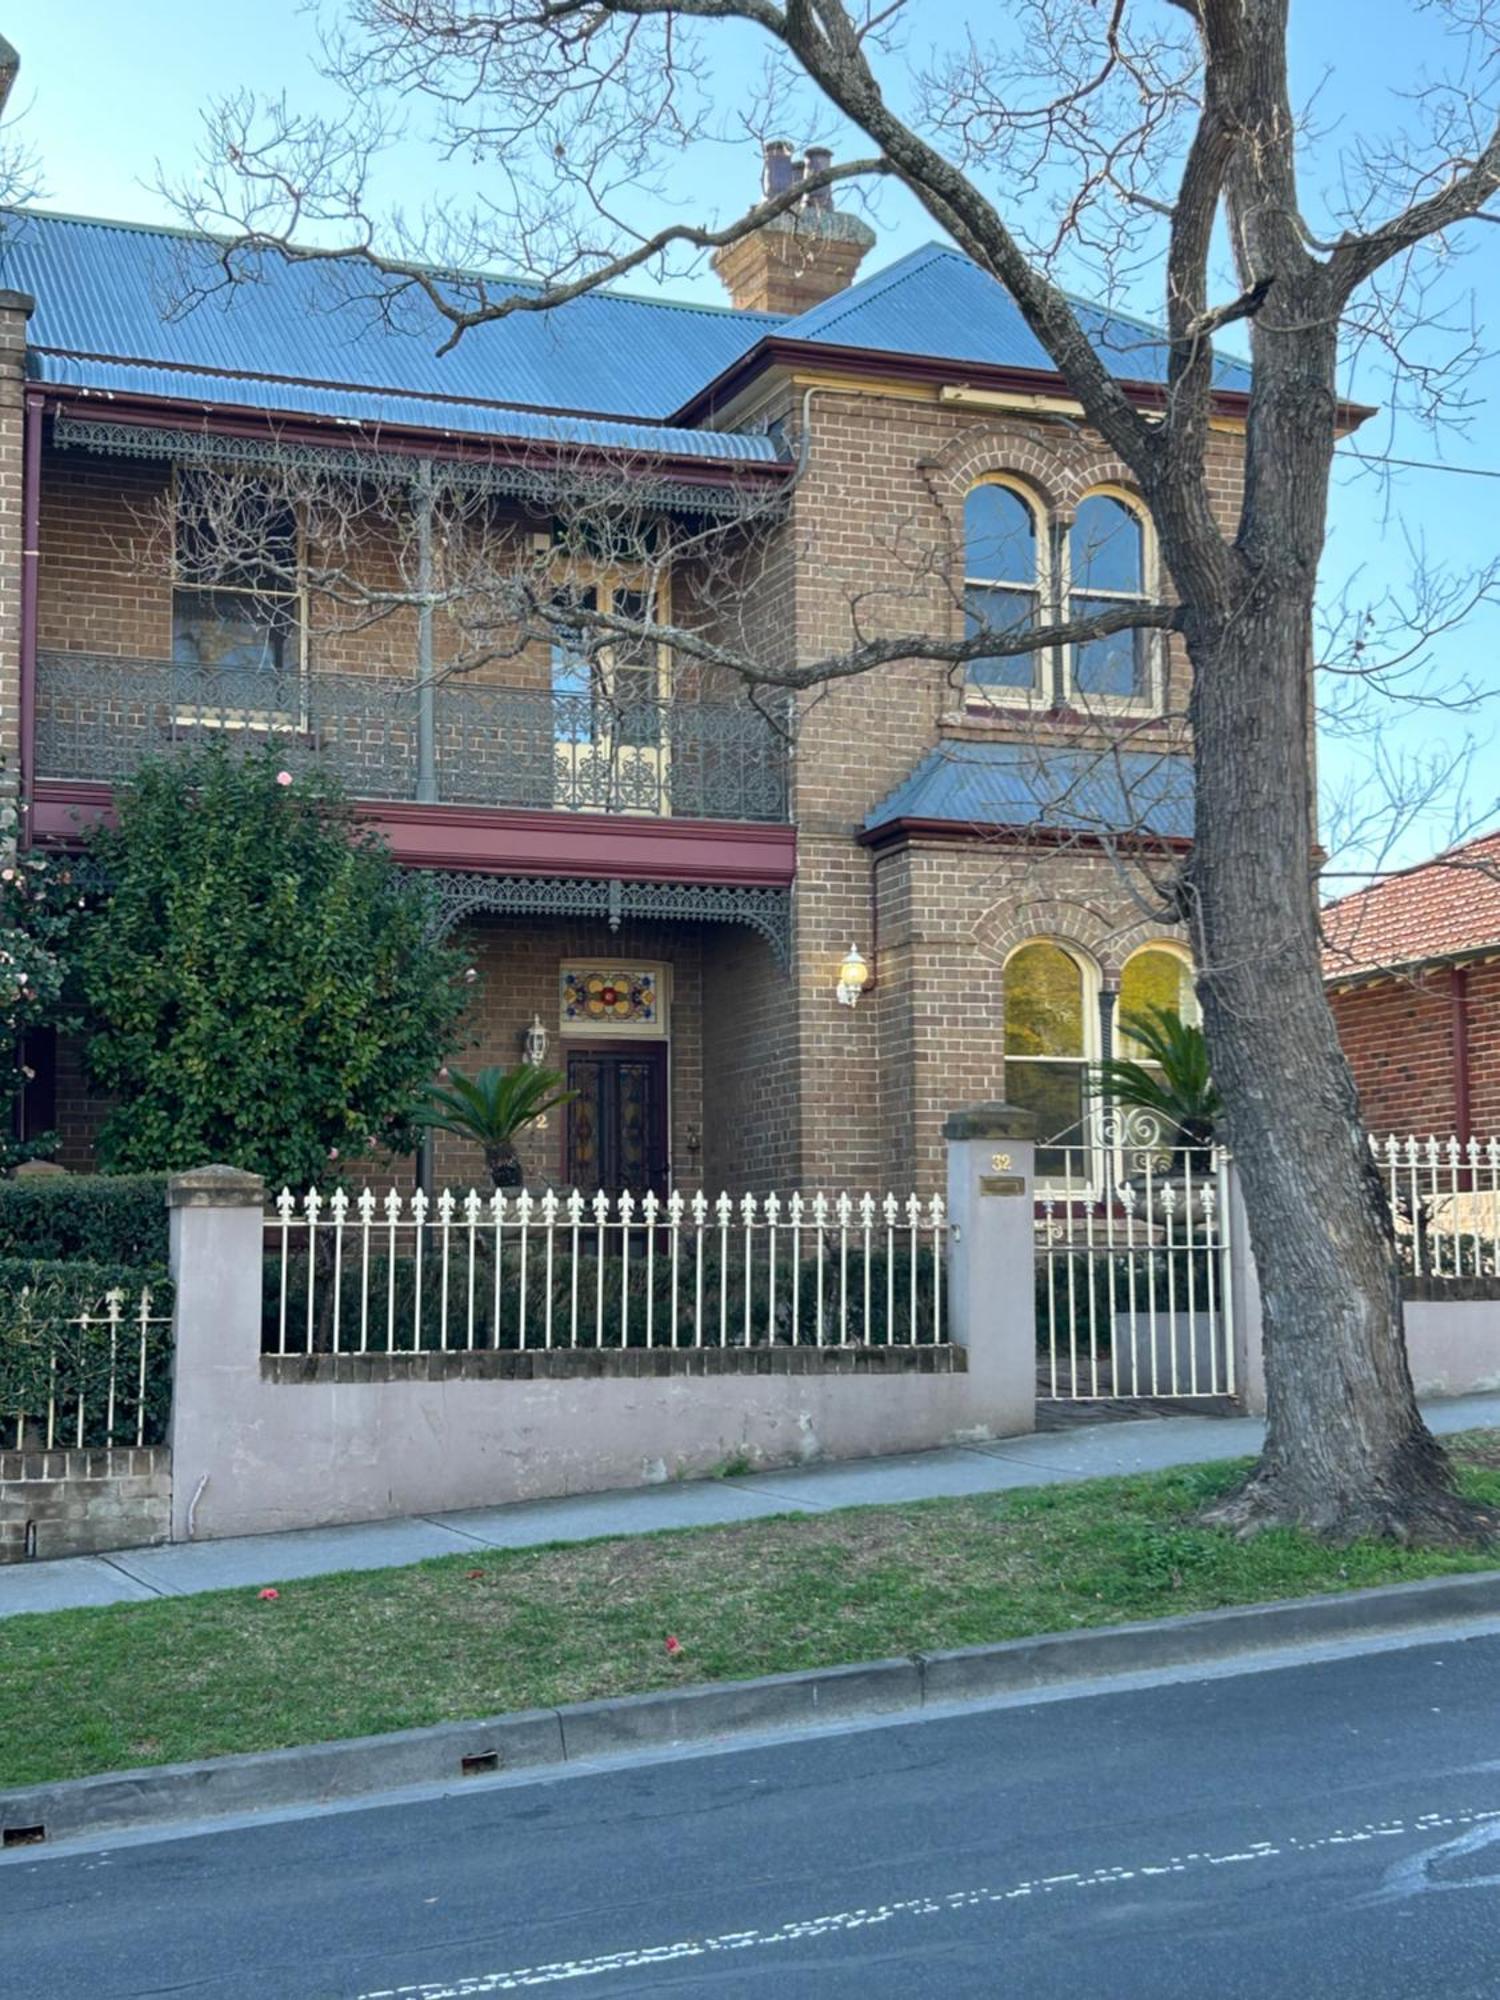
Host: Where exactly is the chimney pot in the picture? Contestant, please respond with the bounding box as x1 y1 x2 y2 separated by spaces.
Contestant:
762 139 797 200
804 146 834 211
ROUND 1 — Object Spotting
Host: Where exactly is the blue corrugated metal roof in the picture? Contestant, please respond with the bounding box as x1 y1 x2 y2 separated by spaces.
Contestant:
0 210 777 423
32 353 783 461
0 211 1252 450
781 243 1253 394
864 742 1195 839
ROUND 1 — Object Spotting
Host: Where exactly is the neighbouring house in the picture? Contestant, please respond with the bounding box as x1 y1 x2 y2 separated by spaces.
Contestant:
1323 829 1500 1138
0 150 1327 1196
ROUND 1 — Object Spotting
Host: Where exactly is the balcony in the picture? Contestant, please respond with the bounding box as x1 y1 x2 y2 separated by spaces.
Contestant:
34 652 791 825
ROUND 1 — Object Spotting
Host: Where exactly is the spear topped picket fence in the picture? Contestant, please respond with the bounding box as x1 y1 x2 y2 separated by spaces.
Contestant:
269 1184 948 1357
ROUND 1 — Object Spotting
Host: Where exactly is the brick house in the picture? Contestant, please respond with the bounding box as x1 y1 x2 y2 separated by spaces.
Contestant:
1324 830 1500 1138
0 159 1265 1196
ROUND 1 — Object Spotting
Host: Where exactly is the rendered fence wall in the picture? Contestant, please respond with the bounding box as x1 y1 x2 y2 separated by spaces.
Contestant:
167 1125 1038 1543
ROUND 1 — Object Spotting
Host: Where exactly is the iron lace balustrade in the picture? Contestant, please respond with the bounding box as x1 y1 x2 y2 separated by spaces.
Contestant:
35 653 791 823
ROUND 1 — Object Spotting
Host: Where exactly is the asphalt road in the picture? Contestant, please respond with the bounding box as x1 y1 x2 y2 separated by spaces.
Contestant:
9 1630 1500 1999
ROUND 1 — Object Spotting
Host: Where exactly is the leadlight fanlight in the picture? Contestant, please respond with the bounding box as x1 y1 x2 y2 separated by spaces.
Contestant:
963 481 1044 698
1003 939 1098 1181
559 963 669 1037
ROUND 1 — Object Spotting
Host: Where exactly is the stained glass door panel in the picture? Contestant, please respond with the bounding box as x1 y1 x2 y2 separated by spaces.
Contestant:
565 1044 668 1197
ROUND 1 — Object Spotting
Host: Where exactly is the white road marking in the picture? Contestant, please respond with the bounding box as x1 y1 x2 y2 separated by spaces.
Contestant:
355 1803 1500 1997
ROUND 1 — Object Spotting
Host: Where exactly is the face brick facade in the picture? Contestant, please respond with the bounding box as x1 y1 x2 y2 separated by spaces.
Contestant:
2 199 1260 1198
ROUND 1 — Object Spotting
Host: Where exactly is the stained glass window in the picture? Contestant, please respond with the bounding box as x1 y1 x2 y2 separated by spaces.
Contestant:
560 966 663 1033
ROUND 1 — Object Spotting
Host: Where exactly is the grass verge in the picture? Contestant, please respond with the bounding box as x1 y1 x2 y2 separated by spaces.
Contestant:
7 1434 1500 1790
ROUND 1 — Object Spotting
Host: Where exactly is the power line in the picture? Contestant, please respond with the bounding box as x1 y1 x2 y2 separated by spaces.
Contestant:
1337 447 1500 481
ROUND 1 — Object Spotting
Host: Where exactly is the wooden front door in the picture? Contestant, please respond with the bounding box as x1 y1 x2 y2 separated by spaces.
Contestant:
565 1043 669 1197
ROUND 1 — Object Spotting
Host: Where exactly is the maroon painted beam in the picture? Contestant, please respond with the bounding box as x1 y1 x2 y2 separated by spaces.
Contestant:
31 781 797 888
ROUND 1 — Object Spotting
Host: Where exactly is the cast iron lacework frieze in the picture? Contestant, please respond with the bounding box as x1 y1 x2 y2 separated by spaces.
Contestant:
419 871 791 968
50 415 785 523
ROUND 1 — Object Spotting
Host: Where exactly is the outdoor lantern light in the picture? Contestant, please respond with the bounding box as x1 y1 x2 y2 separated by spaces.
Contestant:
836 945 870 1009
522 1013 549 1067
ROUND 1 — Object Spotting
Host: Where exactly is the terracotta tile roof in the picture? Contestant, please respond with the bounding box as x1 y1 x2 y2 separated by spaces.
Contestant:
1322 829 1500 981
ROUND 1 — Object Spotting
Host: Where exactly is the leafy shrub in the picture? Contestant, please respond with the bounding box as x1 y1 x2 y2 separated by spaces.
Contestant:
0 1173 170 1268
74 746 467 1185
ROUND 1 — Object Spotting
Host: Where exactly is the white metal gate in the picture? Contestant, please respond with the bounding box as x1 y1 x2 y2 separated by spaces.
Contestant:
1036 1137 1235 1401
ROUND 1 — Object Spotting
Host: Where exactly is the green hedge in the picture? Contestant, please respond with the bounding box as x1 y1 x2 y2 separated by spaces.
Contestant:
0 1258 174 1449
0 1174 170 1269
264 1242 938 1354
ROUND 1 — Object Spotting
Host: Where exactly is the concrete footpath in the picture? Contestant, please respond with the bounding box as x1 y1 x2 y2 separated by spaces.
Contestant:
6 1392 1500 1621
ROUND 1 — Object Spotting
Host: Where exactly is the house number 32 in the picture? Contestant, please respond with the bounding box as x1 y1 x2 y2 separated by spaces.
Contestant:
990 1152 1012 1170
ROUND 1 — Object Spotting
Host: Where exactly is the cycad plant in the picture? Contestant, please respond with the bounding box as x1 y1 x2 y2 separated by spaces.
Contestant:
1086 1005 1222 1157
411 1064 575 1189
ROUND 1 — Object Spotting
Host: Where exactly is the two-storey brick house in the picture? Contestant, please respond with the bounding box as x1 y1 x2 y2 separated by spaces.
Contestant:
0 161 1253 1195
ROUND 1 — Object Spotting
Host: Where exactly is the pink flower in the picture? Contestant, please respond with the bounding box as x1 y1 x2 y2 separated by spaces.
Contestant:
664 1635 683 1658
0 869 13 883
464 967 478 984
438 1067 450 1082
276 771 293 787
328 1147 339 1161
257 1588 280 1601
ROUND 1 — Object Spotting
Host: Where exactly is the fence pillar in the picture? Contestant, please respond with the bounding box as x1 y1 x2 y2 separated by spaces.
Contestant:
166 1165 265 1542
1224 1161 1267 1416
943 1102 1038 1437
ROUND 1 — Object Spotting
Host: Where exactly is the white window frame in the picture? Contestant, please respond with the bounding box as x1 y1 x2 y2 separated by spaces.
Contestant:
1002 937 1102 1190
549 568 673 815
961 477 1055 713
1060 484 1162 716
1108 942 1200 1173
169 467 308 731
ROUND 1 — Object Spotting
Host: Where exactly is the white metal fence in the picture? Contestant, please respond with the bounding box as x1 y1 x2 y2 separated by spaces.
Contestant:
1374 1135 1500 1279
270 1186 949 1357
1 1286 172 1452
1035 1142 1234 1401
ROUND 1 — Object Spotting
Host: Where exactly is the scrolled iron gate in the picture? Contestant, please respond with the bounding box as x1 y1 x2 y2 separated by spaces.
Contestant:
1036 1128 1235 1402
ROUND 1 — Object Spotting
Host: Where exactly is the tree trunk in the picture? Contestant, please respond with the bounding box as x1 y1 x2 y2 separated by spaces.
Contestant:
1183 587 1487 1540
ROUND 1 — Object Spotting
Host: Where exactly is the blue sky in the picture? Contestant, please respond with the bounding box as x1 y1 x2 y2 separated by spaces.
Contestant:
8 0 1499 878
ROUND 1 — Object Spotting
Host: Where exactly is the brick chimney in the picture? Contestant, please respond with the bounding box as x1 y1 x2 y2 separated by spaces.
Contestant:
712 141 876 316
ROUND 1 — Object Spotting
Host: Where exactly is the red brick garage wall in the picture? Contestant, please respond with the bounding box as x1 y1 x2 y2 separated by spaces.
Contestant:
1330 972 1459 1137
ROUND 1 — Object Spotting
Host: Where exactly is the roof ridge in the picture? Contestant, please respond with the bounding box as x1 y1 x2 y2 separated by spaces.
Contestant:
0 206 785 329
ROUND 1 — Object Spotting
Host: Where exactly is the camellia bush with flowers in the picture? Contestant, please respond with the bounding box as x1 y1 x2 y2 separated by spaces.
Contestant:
73 746 468 1187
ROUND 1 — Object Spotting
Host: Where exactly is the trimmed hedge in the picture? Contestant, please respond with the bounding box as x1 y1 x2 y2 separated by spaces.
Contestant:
0 1174 170 1269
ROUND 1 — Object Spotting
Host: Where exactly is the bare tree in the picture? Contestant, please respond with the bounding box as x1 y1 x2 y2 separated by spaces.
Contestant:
166 0 1500 1539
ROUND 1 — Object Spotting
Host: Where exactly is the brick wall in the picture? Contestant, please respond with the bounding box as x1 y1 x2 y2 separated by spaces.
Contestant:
0 1446 170 1562
29 378 1252 1199
1330 962 1500 1140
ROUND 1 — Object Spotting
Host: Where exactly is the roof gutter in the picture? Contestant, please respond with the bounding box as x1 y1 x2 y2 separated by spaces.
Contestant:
1323 940 1500 991
857 815 1193 854
671 332 1376 435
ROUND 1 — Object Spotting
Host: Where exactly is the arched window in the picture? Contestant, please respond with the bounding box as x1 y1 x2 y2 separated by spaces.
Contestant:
1116 944 1198 1058
1067 490 1153 702
964 482 1043 696
1004 940 1097 1178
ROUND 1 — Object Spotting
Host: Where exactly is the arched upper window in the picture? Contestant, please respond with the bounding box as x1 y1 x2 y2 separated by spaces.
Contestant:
964 481 1043 696
1116 944 1198 1058
1067 491 1153 702
1004 939 1098 1178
